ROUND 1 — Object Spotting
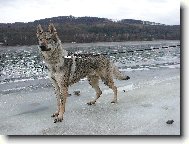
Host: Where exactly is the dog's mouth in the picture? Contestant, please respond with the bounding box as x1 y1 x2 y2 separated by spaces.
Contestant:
39 45 51 51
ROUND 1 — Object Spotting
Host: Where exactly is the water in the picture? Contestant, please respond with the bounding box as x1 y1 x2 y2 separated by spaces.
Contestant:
0 40 180 89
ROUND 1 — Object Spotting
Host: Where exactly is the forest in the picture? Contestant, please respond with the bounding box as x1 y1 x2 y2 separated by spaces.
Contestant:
0 16 180 46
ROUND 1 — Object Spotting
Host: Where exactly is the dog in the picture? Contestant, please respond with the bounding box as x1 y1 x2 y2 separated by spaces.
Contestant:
36 23 130 123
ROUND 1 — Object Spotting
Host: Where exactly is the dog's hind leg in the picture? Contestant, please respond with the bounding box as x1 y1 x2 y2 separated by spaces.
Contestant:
102 77 118 103
109 81 118 103
50 77 60 118
87 75 102 105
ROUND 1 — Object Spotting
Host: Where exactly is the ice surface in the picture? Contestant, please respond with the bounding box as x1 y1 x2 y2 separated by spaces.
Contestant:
0 67 180 135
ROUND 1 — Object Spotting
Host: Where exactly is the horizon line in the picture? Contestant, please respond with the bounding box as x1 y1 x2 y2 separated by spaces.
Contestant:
0 15 180 26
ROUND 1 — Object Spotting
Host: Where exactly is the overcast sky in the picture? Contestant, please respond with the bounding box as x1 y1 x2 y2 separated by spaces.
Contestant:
0 0 180 25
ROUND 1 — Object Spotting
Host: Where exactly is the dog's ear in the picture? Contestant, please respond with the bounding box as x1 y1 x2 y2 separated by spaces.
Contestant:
48 23 59 42
48 23 57 34
36 24 43 37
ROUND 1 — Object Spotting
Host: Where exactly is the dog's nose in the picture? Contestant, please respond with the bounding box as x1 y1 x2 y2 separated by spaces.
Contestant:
39 45 47 51
39 45 46 49
39 45 51 51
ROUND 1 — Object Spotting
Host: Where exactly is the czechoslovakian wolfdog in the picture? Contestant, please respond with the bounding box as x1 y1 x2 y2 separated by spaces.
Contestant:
36 24 130 123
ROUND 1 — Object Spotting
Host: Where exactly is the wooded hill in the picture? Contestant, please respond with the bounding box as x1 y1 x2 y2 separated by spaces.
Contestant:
0 16 180 46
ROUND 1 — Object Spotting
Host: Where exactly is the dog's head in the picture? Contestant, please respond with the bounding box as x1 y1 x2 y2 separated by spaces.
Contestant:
36 23 60 51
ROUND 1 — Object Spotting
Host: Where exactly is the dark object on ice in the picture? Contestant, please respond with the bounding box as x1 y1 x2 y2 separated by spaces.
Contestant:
68 93 72 97
127 50 134 53
123 90 126 92
74 91 80 96
162 46 168 48
125 76 130 80
144 48 152 51
169 45 176 48
136 49 143 52
166 120 174 124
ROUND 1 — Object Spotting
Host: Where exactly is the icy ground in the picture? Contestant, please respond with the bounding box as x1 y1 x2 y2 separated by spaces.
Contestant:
0 67 180 135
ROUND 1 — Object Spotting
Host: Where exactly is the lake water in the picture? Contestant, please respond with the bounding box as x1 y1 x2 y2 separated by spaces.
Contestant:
0 40 180 85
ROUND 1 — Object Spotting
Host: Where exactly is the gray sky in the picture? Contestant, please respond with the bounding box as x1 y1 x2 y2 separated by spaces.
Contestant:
0 0 180 25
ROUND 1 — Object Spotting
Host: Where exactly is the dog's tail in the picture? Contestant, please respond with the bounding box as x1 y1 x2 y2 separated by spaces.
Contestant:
113 65 130 80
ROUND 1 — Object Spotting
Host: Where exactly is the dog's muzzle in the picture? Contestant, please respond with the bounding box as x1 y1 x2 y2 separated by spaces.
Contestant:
39 45 51 51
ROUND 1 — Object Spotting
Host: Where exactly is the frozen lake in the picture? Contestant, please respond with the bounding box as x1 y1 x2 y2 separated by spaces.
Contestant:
0 40 180 135
0 40 180 88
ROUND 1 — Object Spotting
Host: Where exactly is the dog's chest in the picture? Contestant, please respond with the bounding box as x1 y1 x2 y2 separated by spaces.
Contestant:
48 58 72 74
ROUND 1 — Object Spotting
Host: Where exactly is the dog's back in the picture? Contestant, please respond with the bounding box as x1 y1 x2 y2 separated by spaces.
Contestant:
62 55 129 86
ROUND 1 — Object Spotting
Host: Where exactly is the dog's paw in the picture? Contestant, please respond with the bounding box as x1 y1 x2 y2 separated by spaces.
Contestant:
54 116 63 123
51 112 59 117
87 101 96 105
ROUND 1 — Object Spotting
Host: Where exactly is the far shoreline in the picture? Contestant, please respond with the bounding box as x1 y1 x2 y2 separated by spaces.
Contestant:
0 39 180 49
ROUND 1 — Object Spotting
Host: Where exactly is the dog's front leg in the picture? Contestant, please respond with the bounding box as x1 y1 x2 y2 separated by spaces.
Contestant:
50 77 60 118
54 85 68 123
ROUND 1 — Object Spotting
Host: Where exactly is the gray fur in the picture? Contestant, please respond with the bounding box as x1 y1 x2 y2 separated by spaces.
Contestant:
36 23 130 123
